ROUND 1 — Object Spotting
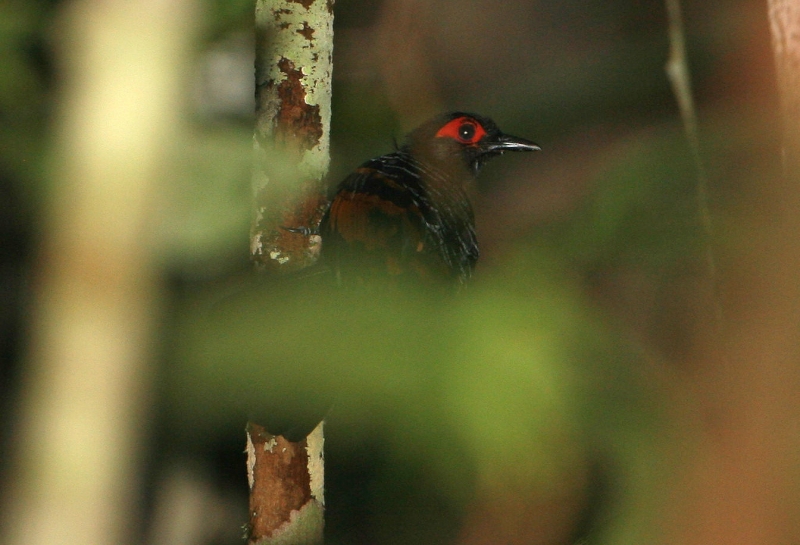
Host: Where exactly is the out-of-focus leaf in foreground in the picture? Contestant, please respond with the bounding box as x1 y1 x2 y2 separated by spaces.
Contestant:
168 247 682 543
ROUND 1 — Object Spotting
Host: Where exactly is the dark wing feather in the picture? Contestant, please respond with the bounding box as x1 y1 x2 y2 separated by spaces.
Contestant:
320 157 451 284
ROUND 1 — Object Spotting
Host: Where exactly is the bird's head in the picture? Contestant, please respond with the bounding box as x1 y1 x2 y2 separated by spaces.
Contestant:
405 111 540 177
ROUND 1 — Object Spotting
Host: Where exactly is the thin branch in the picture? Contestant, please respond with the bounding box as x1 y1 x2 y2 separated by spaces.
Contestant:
664 0 725 340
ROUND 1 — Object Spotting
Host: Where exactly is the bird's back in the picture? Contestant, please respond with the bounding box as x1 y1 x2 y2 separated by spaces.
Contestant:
320 151 478 286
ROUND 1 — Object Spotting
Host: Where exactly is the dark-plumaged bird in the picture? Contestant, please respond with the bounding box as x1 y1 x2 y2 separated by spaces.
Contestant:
262 112 539 440
319 111 539 287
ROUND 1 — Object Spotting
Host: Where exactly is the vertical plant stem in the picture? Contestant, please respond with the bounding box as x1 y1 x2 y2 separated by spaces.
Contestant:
247 1 333 543
0 0 194 543
246 423 325 545
251 0 334 274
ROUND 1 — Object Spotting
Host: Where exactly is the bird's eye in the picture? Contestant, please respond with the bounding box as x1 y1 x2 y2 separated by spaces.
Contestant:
458 123 476 141
435 116 487 144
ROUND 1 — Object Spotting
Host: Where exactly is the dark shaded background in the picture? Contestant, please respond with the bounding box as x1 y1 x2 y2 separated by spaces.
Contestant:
1 0 795 544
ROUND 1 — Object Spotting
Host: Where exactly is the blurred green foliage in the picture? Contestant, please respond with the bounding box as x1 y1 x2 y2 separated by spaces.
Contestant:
155 125 253 277
167 242 678 543
554 124 700 268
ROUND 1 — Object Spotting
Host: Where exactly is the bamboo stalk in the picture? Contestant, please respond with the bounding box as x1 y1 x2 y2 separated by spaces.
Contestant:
0 0 195 543
246 1 334 543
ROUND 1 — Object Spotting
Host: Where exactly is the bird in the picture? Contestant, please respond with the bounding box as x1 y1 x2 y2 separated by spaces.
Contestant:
259 112 539 441
318 111 540 287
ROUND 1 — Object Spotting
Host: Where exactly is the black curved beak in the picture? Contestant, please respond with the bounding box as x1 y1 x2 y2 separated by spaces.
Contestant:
483 133 541 153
